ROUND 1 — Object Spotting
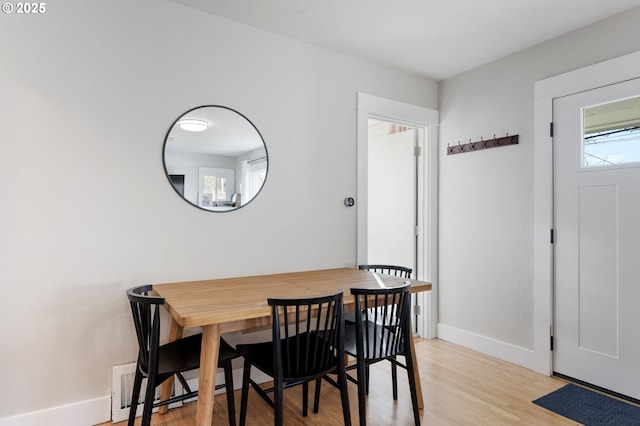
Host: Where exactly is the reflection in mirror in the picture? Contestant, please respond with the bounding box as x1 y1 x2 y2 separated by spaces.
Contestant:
163 106 268 211
583 96 640 168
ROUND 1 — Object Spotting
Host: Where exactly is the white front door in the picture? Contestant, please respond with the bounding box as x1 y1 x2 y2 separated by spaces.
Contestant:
554 77 640 398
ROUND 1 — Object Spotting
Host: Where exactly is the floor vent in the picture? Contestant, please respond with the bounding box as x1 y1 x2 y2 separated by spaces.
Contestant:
111 363 185 423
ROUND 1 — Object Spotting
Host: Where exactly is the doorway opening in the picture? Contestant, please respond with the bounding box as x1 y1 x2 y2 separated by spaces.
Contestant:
356 93 439 339
367 119 421 331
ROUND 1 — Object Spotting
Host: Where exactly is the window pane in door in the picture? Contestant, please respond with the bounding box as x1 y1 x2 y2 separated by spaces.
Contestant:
583 96 640 168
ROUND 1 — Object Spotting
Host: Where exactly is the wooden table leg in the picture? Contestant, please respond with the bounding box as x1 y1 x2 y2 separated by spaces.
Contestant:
409 334 424 410
196 324 221 426
159 318 184 415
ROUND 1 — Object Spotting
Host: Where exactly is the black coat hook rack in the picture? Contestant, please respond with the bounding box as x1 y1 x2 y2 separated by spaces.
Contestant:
447 133 519 155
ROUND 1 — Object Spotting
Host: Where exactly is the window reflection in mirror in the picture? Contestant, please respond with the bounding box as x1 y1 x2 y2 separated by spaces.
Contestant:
583 96 640 168
163 106 268 212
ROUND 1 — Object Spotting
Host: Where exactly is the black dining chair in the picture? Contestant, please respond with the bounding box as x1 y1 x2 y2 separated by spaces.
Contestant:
316 284 420 426
353 265 414 394
236 291 351 426
126 285 240 426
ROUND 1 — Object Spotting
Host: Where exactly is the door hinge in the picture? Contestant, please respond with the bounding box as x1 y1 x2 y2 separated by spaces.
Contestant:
550 229 555 244
550 122 554 138
414 146 422 157
550 335 554 351
414 304 421 315
415 225 422 236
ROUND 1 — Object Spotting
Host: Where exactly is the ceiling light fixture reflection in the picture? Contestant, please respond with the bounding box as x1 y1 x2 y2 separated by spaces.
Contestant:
178 119 208 132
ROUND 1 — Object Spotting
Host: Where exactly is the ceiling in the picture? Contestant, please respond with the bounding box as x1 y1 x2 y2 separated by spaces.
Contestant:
166 0 640 81
165 106 265 157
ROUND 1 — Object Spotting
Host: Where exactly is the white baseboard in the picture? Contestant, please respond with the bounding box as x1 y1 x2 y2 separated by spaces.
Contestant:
0 366 270 426
0 396 111 426
436 323 535 370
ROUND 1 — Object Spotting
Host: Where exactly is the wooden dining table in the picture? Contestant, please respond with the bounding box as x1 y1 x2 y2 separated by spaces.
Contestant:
153 267 432 425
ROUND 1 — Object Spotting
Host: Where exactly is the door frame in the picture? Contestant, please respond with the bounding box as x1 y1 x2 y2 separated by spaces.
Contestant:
356 93 439 339
533 50 640 375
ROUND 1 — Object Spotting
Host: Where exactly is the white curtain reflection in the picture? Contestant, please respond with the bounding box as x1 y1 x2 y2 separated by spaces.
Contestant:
241 158 267 205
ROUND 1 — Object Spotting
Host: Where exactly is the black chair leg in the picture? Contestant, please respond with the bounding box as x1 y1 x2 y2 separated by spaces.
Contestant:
302 381 309 416
223 359 236 426
313 378 322 413
404 353 421 426
356 358 367 426
140 375 156 426
338 366 352 425
274 376 284 426
239 360 252 426
365 365 370 395
391 360 398 400
127 367 143 426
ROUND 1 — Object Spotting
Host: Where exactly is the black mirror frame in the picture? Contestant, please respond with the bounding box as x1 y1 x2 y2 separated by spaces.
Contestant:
162 105 269 213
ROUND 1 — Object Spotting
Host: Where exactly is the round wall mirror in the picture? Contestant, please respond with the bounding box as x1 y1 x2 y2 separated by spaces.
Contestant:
163 106 268 212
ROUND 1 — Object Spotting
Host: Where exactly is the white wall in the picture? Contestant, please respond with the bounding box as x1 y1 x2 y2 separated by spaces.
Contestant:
0 0 437 423
438 6 640 366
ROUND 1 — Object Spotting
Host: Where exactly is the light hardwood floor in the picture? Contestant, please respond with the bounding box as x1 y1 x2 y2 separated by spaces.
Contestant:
103 338 576 425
